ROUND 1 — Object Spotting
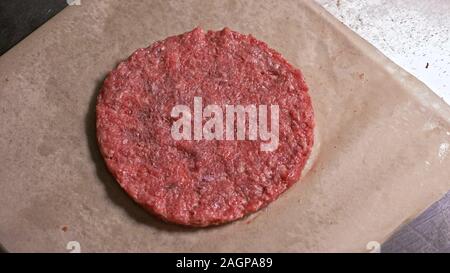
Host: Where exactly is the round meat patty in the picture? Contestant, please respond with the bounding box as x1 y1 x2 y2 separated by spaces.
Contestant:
96 27 314 227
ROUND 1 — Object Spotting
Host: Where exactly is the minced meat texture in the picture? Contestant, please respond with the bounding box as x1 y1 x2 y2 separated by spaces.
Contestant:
96 27 314 226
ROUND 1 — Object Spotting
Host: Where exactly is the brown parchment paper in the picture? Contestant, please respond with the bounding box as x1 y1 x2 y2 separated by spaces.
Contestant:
1 0 450 252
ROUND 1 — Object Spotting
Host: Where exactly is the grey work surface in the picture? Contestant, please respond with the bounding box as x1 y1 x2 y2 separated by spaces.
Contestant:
317 0 450 253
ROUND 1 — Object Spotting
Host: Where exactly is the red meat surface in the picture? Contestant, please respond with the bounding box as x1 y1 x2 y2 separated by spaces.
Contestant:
96 27 314 226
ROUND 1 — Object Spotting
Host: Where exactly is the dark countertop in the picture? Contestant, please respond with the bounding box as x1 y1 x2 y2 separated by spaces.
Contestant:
0 0 448 253
383 192 450 253
0 0 67 55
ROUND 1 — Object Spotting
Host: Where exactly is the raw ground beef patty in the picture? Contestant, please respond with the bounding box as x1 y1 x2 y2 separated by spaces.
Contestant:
96 27 314 226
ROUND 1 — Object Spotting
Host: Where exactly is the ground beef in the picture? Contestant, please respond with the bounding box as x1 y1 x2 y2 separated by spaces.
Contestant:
96 27 314 227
